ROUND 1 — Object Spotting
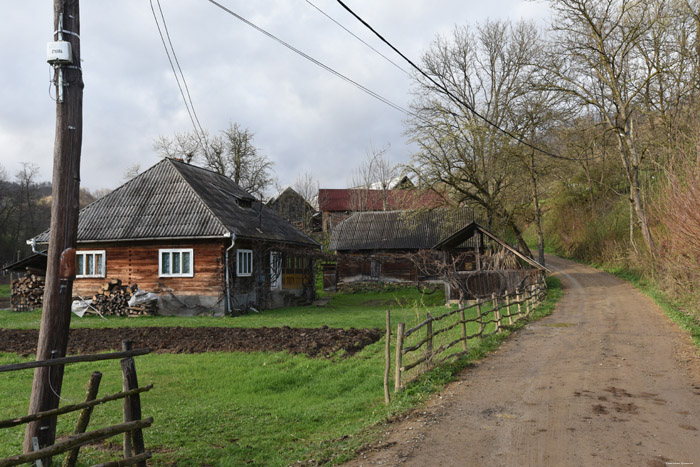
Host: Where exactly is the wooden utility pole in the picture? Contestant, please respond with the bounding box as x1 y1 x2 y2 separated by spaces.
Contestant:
24 0 83 457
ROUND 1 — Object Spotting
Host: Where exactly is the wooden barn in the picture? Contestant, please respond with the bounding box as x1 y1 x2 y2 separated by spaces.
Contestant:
267 186 319 233
317 188 445 233
327 209 546 300
29 158 320 316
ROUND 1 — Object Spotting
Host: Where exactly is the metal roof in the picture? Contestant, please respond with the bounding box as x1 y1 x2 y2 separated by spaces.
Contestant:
328 208 477 251
33 159 318 247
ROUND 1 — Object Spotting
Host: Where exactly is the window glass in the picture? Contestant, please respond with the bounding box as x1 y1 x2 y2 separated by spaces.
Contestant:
77 254 84 276
161 251 170 275
173 252 181 274
182 251 191 274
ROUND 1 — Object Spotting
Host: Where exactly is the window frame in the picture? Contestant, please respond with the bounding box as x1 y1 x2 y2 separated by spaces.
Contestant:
159 248 194 278
76 250 106 278
237 249 253 277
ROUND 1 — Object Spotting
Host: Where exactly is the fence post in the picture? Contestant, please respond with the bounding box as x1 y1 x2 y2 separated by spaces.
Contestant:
459 306 468 351
394 322 404 393
120 340 146 466
505 291 513 325
384 309 391 406
492 293 501 333
425 313 434 369
516 288 523 318
62 371 102 467
527 284 533 316
477 299 484 335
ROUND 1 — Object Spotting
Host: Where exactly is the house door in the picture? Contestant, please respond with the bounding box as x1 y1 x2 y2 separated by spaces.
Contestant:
270 252 282 290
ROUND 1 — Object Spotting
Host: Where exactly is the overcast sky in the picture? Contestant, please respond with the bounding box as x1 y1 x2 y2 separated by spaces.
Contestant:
1 1 550 195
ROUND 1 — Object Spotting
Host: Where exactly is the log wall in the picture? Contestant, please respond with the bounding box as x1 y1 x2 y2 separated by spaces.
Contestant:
72 239 225 298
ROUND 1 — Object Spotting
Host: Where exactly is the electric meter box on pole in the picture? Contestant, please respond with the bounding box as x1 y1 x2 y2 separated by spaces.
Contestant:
46 41 72 64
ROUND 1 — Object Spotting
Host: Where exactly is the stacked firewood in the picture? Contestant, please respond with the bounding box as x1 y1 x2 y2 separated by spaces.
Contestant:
11 272 45 311
90 279 155 316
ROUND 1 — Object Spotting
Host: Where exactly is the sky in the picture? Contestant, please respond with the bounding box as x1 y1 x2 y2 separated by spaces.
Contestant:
0 0 550 195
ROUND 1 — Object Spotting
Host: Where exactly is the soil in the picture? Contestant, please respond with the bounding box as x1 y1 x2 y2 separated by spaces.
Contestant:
0 325 381 358
347 256 700 467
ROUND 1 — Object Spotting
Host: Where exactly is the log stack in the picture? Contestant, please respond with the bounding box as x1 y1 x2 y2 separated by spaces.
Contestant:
89 279 157 316
11 272 45 311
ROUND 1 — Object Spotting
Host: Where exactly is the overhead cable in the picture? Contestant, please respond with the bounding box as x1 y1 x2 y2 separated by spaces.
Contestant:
206 0 409 115
150 0 210 156
304 0 410 76
335 0 575 161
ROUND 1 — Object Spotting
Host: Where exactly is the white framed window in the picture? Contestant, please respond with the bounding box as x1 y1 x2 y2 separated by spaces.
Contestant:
237 249 253 277
76 250 106 278
159 248 194 277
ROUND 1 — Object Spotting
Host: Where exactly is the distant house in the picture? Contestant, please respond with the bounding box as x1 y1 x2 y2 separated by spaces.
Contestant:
317 188 445 233
328 209 546 299
267 187 319 233
29 158 320 316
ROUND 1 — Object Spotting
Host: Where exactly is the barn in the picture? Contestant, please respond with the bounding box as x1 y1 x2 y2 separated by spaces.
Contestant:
29 158 320 316
327 209 546 300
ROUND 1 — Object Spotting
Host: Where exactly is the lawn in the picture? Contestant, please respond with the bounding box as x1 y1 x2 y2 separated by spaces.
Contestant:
0 278 562 465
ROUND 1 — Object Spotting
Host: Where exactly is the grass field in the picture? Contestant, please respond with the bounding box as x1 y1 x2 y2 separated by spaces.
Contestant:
0 278 562 465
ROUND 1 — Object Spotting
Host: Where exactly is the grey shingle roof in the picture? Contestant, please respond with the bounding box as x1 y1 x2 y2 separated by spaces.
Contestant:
328 208 477 251
33 159 318 247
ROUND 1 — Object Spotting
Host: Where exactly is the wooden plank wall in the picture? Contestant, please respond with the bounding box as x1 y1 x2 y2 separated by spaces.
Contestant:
72 239 225 298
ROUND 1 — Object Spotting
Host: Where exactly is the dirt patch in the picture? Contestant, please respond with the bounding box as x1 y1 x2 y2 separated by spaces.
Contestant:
0 326 381 358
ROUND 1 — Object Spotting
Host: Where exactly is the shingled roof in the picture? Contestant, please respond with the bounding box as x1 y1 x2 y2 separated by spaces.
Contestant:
32 159 318 247
328 208 477 251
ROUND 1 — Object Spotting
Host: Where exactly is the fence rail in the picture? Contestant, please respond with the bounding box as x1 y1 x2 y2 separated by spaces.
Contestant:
0 340 152 467
385 274 547 400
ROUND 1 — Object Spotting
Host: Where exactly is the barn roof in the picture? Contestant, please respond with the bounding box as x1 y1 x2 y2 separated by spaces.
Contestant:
328 208 477 251
317 188 445 212
32 159 318 247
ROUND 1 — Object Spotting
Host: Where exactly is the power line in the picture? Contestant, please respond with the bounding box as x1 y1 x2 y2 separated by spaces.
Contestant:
205 0 409 115
304 0 410 76
149 0 210 156
335 0 575 161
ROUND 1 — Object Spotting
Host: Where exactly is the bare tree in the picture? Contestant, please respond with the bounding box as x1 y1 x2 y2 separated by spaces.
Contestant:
539 0 676 256
407 20 543 255
349 144 396 211
122 163 142 181
154 123 275 197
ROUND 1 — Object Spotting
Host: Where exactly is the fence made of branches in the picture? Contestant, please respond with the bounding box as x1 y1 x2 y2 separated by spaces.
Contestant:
0 340 153 466
383 275 547 404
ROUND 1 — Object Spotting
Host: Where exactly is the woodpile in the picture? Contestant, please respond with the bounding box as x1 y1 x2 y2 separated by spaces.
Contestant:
11 271 45 311
90 279 157 317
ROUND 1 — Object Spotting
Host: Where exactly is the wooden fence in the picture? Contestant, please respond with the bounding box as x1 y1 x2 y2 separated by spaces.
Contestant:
384 275 547 404
0 340 153 467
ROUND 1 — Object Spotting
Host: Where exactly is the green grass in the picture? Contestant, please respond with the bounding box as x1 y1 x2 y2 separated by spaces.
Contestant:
0 287 445 331
0 279 562 465
0 284 9 298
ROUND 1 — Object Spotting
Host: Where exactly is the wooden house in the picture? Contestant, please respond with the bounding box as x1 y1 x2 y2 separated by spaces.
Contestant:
328 209 546 299
29 158 320 316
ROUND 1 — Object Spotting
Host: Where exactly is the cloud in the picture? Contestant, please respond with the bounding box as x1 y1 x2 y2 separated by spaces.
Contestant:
1 0 550 192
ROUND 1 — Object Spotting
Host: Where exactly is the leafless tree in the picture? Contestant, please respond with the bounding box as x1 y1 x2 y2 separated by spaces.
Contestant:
539 0 679 256
154 123 275 197
407 20 544 256
349 144 396 211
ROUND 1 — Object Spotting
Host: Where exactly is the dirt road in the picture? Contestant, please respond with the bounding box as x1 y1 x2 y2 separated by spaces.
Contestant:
349 256 700 466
